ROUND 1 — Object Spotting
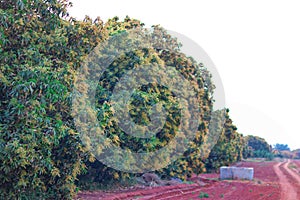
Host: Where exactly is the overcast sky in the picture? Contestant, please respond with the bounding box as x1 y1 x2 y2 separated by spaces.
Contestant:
69 0 300 150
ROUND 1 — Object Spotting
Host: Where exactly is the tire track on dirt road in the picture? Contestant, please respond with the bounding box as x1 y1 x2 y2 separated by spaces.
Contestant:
273 160 298 200
137 184 203 200
283 159 300 185
100 184 200 200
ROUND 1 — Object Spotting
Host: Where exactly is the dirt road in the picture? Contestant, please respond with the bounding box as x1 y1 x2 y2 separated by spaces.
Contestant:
273 159 300 200
77 160 300 199
77 161 281 200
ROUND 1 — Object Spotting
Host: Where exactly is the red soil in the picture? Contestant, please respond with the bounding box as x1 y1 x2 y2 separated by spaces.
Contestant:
76 160 300 200
294 159 300 168
276 160 300 199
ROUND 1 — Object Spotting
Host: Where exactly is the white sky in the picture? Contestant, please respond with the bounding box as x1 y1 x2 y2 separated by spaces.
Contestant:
69 0 300 150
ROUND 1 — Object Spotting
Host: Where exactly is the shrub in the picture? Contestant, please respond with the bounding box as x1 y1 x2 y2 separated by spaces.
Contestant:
243 135 274 160
253 150 274 160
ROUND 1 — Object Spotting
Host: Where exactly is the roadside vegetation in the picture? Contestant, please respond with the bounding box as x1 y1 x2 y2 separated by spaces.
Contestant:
0 1 295 199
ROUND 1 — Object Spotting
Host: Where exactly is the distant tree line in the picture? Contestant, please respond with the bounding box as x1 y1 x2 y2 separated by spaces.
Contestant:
273 143 290 151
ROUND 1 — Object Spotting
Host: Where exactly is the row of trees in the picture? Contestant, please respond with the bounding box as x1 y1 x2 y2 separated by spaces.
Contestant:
0 0 280 199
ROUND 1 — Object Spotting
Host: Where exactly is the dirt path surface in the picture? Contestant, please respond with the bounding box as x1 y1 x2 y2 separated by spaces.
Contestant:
273 159 300 200
284 159 300 184
77 161 286 200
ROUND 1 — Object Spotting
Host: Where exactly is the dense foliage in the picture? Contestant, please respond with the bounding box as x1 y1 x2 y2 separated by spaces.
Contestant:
245 135 271 152
243 135 273 160
75 17 214 183
1 0 270 198
205 109 244 172
0 0 104 198
0 1 215 196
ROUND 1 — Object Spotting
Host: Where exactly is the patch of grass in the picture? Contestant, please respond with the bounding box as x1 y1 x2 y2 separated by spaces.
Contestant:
198 192 209 198
288 163 297 169
184 181 195 184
